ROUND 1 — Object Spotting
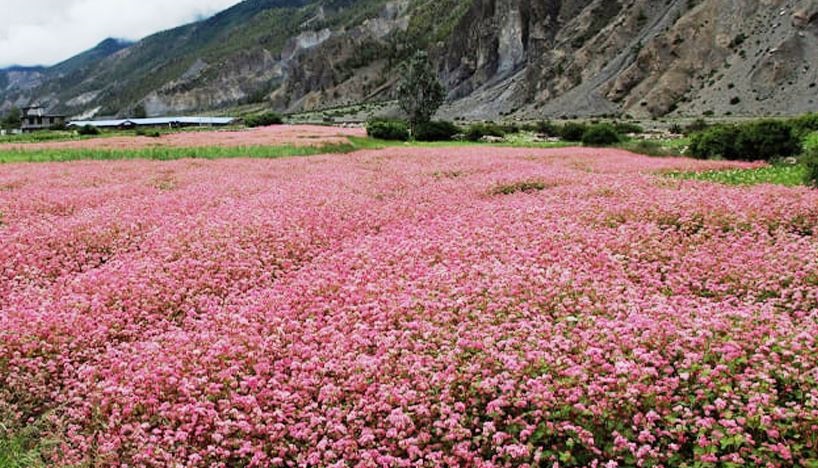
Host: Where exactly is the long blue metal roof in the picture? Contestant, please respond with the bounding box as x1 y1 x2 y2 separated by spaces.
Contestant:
68 116 236 127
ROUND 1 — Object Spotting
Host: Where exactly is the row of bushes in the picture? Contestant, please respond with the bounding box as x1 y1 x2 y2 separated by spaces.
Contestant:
688 120 803 161
365 119 633 146
365 120 411 141
244 112 283 128
365 120 463 142
685 115 818 187
77 125 101 136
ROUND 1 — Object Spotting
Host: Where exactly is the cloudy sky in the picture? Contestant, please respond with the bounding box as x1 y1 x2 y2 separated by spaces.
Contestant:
0 0 244 67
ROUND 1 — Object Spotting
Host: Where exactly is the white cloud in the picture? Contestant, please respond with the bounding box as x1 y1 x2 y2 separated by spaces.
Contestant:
0 0 244 67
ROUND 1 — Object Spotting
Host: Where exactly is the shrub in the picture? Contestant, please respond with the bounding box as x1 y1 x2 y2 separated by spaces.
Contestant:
498 123 521 134
413 120 461 141
735 120 801 161
689 120 801 161
1 107 22 130
535 120 560 137
788 113 818 138
805 147 818 188
136 128 161 138
559 122 589 142
581 124 622 146
77 125 100 136
244 112 283 128
805 133 818 188
366 119 410 141
613 122 644 135
688 125 741 159
683 118 709 135
465 123 506 142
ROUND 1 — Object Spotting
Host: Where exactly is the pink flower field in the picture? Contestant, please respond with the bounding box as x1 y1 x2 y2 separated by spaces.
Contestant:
0 125 367 151
0 147 817 467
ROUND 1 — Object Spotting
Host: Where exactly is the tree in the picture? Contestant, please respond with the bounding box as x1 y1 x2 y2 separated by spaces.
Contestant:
1 107 22 130
132 104 148 119
397 50 445 130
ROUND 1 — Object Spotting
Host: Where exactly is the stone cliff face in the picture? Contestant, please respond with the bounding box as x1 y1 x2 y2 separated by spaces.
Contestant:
2 0 817 119
435 0 818 118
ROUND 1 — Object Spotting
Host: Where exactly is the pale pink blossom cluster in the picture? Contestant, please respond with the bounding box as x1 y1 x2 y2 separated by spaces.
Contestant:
1 147 816 467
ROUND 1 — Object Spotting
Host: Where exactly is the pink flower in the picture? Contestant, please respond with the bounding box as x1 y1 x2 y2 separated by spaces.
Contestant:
0 146 815 466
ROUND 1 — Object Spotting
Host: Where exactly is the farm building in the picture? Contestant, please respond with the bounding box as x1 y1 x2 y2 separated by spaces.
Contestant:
68 116 236 129
21 106 67 132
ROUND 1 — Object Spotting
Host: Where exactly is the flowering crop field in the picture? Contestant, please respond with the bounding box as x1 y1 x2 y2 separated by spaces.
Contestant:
0 125 366 151
1 147 817 467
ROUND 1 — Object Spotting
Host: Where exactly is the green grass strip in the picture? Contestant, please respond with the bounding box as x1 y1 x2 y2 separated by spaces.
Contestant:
0 140 392 164
666 164 808 187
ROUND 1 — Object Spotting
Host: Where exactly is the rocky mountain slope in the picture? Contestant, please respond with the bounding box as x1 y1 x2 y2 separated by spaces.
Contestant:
2 0 817 120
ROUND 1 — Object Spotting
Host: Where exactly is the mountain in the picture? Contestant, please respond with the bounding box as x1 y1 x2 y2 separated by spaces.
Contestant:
1 38 132 113
2 0 817 120
0 66 47 98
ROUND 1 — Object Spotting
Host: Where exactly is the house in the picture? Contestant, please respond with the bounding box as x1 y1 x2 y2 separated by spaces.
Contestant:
21 106 67 132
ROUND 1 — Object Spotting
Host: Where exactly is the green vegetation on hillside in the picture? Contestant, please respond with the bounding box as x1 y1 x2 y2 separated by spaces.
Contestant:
2 0 479 117
404 0 472 45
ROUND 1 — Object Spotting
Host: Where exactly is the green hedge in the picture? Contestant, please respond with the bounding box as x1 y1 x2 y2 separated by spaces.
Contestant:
465 123 506 142
559 123 589 142
414 120 461 141
689 120 801 161
612 122 644 135
366 119 410 141
581 124 622 146
245 112 283 128
805 149 818 188
535 120 560 137
77 125 100 136
788 113 818 138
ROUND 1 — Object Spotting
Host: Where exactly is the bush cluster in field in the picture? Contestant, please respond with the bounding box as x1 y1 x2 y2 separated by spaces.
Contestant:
135 128 162 138
365 118 641 146
244 112 284 128
687 114 818 161
679 115 818 187
77 125 100 136
688 121 801 161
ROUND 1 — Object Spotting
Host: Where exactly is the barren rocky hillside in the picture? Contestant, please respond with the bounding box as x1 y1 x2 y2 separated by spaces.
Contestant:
1 0 816 119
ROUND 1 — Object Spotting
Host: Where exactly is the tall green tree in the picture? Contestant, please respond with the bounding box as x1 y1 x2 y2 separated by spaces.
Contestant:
1 107 22 130
397 50 445 130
